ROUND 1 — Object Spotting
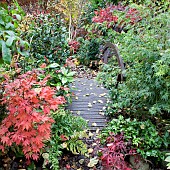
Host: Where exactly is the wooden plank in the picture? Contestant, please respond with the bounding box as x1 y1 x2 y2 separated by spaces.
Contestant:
68 78 108 131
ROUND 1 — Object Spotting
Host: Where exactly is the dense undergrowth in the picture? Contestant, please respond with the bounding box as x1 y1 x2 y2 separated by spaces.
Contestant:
0 0 170 169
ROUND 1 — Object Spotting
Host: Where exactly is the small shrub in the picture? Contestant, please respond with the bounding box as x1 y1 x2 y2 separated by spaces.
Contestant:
77 38 101 66
0 1 29 64
38 63 75 102
21 13 70 65
99 132 135 170
48 109 87 170
68 40 80 54
92 3 142 33
0 70 66 160
101 115 169 161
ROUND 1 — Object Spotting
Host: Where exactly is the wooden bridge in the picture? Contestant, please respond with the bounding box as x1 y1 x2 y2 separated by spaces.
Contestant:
68 78 108 132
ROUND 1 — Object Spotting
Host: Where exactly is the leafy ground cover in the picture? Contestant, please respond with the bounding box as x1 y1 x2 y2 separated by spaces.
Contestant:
0 0 170 169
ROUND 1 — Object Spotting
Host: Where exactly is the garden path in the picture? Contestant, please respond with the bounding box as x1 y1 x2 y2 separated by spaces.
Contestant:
68 77 108 132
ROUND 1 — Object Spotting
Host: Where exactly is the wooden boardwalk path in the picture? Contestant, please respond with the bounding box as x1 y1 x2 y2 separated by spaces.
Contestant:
68 78 108 131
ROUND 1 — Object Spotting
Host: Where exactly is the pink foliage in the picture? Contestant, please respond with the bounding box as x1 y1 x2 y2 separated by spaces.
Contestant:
92 4 142 30
100 132 136 170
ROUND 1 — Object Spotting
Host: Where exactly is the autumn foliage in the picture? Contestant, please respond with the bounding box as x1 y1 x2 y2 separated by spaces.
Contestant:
0 70 65 160
68 40 80 54
92 4 142 29
100 132 136 170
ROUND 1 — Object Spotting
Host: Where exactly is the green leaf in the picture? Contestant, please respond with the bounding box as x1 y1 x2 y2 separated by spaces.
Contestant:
5 22 14 29
15 14 21 21
47 63 60 68
0 18 5 26
5 30 15 36
61 67 68 75
62 77 68 84
6 36 15 47
1 40 11 64
56 82 61 90
67 71 76 77
165 156 170 162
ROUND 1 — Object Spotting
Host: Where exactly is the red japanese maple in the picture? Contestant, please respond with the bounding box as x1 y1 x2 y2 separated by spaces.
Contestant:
100 132 136 170
92 4 142 31
0 70 66 160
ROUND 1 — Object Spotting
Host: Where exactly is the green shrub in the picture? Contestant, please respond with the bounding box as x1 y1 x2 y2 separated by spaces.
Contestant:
97 3 170 118
47 109 87 170
101 115 169 161
0 1 29 64
165 153 170 169
22 13 70 65
77 38 101 66
38 63 75 102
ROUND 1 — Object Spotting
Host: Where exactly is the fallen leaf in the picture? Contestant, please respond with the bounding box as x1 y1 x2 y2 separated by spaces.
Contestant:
85 93 90 96
77 111 81 115
99 93 106 97
88 148 94 154
88 131 94 137
79 159 84 165
87 157 99 167
107 99 110 103
140 124 145 129
42 153 49 159
96 128 100 134
92 143 97 147
93 101 97 104
92 122 97 127
98 100 103 103
99 112 104 116
61 142 67 148
88 103 92 108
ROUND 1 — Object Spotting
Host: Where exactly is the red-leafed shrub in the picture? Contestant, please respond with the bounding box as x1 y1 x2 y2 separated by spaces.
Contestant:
92 4 142 31
68 40 80 54
99 132 136 170
92 6 118 24
0 70 65 160
126 8 142 24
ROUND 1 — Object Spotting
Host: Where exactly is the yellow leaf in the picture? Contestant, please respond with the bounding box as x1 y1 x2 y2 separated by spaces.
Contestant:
61 142 67 148
88 148 93 154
